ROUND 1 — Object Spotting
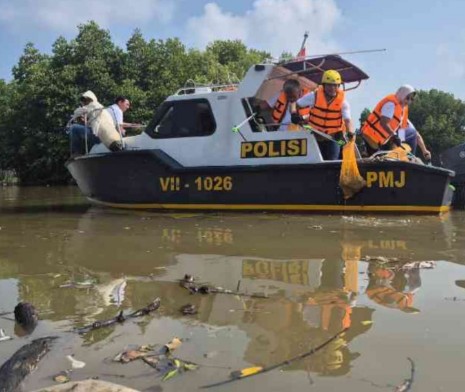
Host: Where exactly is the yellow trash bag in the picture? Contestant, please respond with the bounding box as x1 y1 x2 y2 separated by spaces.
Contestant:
339 139 366 199
385 143 412 161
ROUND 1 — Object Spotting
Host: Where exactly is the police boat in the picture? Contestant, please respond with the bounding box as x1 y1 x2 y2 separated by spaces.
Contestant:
66 55 454 213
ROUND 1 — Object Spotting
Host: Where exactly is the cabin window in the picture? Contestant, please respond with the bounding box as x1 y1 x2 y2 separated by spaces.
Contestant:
145 99 216 139
241 97 278 133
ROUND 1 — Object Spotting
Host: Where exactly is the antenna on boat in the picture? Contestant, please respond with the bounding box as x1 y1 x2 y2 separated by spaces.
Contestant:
297 31 309 58
305 48 386 59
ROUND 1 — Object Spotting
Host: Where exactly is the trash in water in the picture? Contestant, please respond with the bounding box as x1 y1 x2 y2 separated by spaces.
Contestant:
160 358 198 381
53 371 70 383
76 298 161 334
110 279 127 307
0 329 12 342
113 345 155 363
0 337 57 391
146 357 198 382
393 357 415 392
59 279 95 289
94 278 127 307
180 304 197 315
163 337 182 353
444 296 465 302
179 275 267 298
66 355 86 369
202 329 347 388
230 366 263 379
203 351 219 359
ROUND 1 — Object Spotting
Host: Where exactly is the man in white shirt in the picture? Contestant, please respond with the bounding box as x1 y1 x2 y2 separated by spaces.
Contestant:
107 96 132 136
361 85 431 161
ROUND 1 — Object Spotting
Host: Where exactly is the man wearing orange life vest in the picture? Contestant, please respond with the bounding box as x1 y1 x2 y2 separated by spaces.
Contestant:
361 85 417 156
260 79 310 131
291 70 355 160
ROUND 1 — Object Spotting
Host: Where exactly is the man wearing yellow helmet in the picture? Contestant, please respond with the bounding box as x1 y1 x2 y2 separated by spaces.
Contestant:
291 69 355 160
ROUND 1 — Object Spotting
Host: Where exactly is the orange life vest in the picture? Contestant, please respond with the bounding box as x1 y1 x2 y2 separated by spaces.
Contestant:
272 88 310 124
308 86 346 135
361 94 409 147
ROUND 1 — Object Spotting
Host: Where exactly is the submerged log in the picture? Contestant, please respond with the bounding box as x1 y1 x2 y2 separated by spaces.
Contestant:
0 337 57 392
76 298 161 334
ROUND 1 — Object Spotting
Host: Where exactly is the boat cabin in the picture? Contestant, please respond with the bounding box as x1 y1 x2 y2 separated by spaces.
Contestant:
91 55 369 167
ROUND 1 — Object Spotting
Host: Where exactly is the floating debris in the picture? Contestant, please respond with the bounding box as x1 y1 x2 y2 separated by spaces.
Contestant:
393 357 415 392
113 339 197 382
66 355 86 369
160 358 198 382
201 328 348 388
110 279 127 307
94 278 126 306
76 298 161 334
360 320 373 326
180 275 267 299
230 366 263 379
180 304 197 315
0 329 12 342
0 337 57 392
445 297 465 302
164 337 182 353
53 371 70 384
59 280 95 289
142 356 198 382
113 345 154 363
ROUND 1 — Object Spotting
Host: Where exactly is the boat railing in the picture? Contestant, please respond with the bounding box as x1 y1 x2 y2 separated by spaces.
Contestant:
175 78 239 96
174 83 239 95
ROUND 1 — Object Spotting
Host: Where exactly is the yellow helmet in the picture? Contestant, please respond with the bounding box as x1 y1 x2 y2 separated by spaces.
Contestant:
322 70 342 85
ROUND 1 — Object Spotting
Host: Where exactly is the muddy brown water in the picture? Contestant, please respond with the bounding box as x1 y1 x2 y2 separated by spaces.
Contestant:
1 186 465 391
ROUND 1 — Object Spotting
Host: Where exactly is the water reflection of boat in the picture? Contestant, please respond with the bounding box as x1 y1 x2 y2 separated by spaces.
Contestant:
66 56 453 213
59 209 461 273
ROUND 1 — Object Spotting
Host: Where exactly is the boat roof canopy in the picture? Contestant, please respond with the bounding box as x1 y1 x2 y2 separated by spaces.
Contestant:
279 55 369 85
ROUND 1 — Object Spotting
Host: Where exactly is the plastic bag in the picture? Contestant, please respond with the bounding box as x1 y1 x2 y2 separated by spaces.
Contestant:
339 139 366 199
